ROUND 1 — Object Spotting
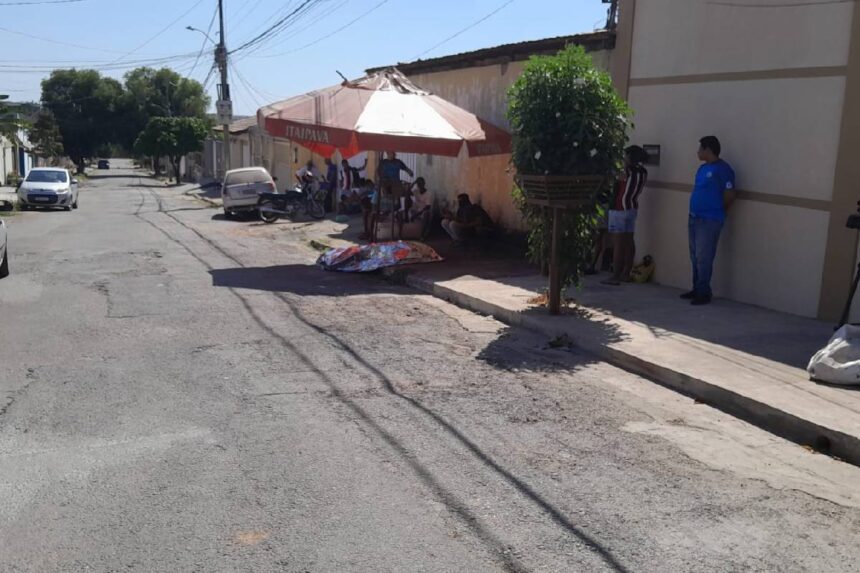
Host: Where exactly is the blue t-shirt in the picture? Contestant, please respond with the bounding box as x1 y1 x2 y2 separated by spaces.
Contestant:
690 159 735 221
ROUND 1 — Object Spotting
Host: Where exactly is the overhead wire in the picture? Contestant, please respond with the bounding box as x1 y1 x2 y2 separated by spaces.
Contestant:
0 26 163 55
245 0 349 56
229 0 268 35
413 0 517 59
106 0 208 65
255 0 389 58
229 0 326 56
233 0 299 48
187 2 220 79
229 61 271 110
0 0 85 5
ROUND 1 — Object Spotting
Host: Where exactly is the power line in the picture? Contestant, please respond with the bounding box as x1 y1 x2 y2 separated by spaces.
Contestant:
229 0 325 55
229 0 267 34
0 0 85 5
0 26 163 55
106 0 207 66
187 3 220 79
244 0 348 57
414 0 516 59
229 61 266 111
255 0 391 59
0 52 201 73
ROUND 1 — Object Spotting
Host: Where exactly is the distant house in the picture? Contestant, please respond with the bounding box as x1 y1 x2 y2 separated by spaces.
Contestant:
209 117 337 192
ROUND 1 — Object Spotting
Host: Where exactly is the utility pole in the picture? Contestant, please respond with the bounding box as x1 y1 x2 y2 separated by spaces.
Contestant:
215 0 232 178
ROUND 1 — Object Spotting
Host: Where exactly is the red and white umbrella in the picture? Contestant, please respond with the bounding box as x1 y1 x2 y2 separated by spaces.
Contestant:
257 68 511 159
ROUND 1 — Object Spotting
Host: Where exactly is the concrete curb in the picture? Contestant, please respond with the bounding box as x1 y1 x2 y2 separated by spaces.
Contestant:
393 269 860 466
184 191 221 208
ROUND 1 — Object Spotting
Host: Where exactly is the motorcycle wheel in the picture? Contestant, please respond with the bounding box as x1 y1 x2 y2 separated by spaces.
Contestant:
258 200 280 224
307 199 325 220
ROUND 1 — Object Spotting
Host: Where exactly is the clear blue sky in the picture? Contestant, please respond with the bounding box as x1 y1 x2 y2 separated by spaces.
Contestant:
0 0 610 115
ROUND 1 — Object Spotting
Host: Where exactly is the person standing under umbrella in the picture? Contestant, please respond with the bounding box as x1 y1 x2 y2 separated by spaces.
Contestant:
373 151 414 240
377 151 413 199
324 157 338 212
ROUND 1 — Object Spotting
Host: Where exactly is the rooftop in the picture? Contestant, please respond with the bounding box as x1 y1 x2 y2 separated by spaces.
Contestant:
213 116 257 134
366 30 615 76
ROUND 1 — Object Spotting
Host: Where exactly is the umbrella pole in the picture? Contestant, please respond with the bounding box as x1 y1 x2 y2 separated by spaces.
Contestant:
549 207 562 315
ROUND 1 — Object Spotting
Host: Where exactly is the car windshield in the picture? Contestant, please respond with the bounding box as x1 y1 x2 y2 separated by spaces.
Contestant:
26 170 68 184
226 170 270 186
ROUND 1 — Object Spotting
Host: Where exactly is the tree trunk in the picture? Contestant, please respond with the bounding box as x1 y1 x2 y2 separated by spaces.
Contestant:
171 156 180 184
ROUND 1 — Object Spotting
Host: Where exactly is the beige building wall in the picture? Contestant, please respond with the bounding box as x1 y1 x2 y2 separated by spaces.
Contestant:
619 0 857 319
406 49 613 230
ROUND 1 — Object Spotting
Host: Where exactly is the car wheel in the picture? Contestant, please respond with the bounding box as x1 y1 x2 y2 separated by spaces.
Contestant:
64 206 72 211
0 249 8 279
223 208 234 220
19 203 28 211
73 199 79 209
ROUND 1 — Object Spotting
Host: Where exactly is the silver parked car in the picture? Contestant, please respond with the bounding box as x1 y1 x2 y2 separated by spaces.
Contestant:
221 167 276 218
17 168 79 211
0 218 8 279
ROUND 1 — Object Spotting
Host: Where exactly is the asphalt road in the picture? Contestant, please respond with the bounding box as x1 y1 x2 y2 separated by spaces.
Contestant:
2 161 860 572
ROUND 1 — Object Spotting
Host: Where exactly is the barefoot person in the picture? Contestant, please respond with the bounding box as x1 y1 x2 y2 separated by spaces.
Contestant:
602 146 648 286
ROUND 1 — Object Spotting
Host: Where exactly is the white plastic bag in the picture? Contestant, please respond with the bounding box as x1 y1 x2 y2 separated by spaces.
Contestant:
808 325 860 385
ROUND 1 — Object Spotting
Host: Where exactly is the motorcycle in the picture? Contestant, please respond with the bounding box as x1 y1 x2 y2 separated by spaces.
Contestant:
258 175 326 224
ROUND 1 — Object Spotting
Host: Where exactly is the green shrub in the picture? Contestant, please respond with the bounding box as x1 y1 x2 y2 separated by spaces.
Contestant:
507 45 631 287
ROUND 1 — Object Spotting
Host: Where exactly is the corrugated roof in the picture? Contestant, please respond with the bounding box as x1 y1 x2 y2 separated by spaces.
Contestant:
213 116 257 134
366 30 615 76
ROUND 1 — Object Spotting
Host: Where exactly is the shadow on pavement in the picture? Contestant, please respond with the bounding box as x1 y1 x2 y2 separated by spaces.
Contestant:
209 264 403 297
565 276 833 371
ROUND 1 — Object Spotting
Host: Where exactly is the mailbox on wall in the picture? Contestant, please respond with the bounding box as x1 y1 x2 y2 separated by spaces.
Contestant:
643 145 661 166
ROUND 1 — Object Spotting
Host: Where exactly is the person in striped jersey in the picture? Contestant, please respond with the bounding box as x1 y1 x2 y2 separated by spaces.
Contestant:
602 145 649 286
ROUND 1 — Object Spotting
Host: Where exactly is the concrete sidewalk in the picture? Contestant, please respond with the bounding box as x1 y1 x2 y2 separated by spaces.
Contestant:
371 241 860 465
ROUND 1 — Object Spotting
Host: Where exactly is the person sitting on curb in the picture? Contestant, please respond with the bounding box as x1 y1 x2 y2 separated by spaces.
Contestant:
441 193 492 246
602 145 649 286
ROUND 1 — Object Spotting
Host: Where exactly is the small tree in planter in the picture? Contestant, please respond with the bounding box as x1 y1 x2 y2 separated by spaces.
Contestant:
508 45 631 299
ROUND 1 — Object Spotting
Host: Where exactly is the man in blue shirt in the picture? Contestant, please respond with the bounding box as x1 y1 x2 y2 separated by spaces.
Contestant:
682 136 736 305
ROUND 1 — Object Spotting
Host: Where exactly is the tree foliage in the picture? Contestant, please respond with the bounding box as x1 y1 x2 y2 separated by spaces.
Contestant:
0 98 29 144
39 67 210 172
507 45 631 288
134 116 210 183
40 69 124 173
29 109 64 160
118 67 209 151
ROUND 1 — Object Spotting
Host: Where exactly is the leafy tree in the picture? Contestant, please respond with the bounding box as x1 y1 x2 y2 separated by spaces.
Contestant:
508 45 631 288
119 68 209 152
29 109 64 161
0 97 26 144
134 116 209 183
40 69 123 173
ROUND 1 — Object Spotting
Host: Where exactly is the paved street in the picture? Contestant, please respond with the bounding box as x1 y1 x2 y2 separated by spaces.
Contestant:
2 162 860 572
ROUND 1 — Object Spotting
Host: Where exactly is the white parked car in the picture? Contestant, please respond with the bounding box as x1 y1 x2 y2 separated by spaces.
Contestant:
17 168 79 211
0 218 8 279
221 167 276 218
